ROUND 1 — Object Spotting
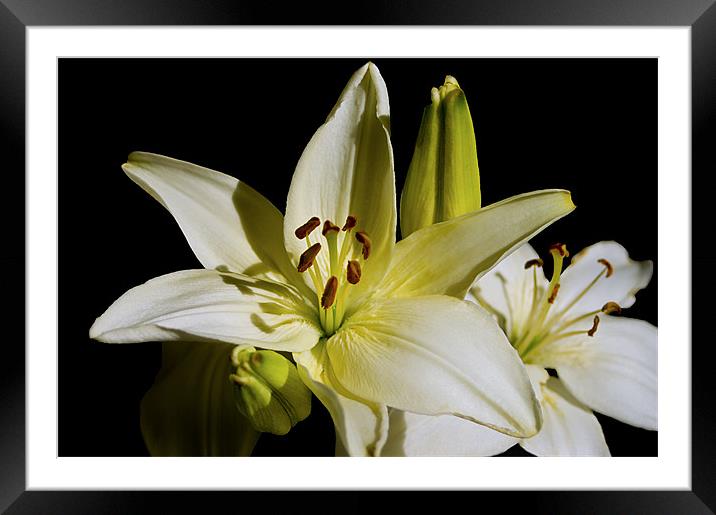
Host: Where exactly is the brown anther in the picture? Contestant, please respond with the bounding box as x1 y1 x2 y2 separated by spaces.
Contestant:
587 315 600 337
347 260 362 284
342 215 357 232
321 276 339 309
355 231 372 260
251 352 263 365
322 220 340 236
549 243 569 257
547 283 561 304
601 301 622 315
524 258 544 269
598 258 614 277
297 243 321 272
294 217 320 239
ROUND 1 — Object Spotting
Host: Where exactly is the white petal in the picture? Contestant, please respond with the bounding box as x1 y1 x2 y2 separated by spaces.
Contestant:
524 363 550 401
381 410 517 456
327 296 541 438
468 243 548 339
89 269 320 352
283 63 396 304
551 316 658 430
379 190 574 300
551 241 653 317
123 152 306 290
294 341 388 457
141 341 260 456
521 377 610 457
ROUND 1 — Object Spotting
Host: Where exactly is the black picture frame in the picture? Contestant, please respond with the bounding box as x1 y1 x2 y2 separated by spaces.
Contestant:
3 1 713 513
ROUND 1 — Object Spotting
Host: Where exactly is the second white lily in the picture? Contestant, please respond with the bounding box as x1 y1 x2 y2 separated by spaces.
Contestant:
383 241 656 456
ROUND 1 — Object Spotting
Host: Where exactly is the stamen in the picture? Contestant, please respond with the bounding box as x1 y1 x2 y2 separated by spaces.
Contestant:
549 243 570 257
547 283 560 304
347 260 362 284
297 243 321 272
355 231 372 260
294 217 320 239
598 258 614 277
322 220 340 236
321 276 338 309
524 258 544 269
342 215 357 232
601 301 622 315
587 315 600 337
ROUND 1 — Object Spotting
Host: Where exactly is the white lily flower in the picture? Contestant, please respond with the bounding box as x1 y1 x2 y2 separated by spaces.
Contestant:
384 241 656 456
89 63 576 456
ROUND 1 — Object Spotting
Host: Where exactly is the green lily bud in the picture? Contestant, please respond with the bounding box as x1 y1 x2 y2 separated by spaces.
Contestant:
400 75 481 238
230 346 311 435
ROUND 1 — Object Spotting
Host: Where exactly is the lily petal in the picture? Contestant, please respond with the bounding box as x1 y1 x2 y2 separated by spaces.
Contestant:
123 152 303 289
379 190 574 300
141 341 260 456
283 63 396 304
468 243 548 338
520 377 611 457
294 341 388 457
551 240 653 317
327 296 542 437
548 316 658 430
381 410 517 456
89 269 320 352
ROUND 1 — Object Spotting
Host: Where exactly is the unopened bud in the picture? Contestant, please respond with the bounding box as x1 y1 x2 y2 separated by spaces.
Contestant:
400 75 481 237
230 347 311 435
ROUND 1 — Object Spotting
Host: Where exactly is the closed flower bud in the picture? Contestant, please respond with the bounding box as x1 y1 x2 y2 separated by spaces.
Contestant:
400 75 481 237
230 347 311 435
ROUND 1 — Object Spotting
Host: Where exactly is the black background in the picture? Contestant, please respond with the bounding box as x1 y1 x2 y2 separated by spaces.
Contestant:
59 58 657 457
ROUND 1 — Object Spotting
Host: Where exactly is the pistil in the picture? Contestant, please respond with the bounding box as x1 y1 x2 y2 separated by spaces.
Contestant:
323 220 340 278
516 244 568 354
